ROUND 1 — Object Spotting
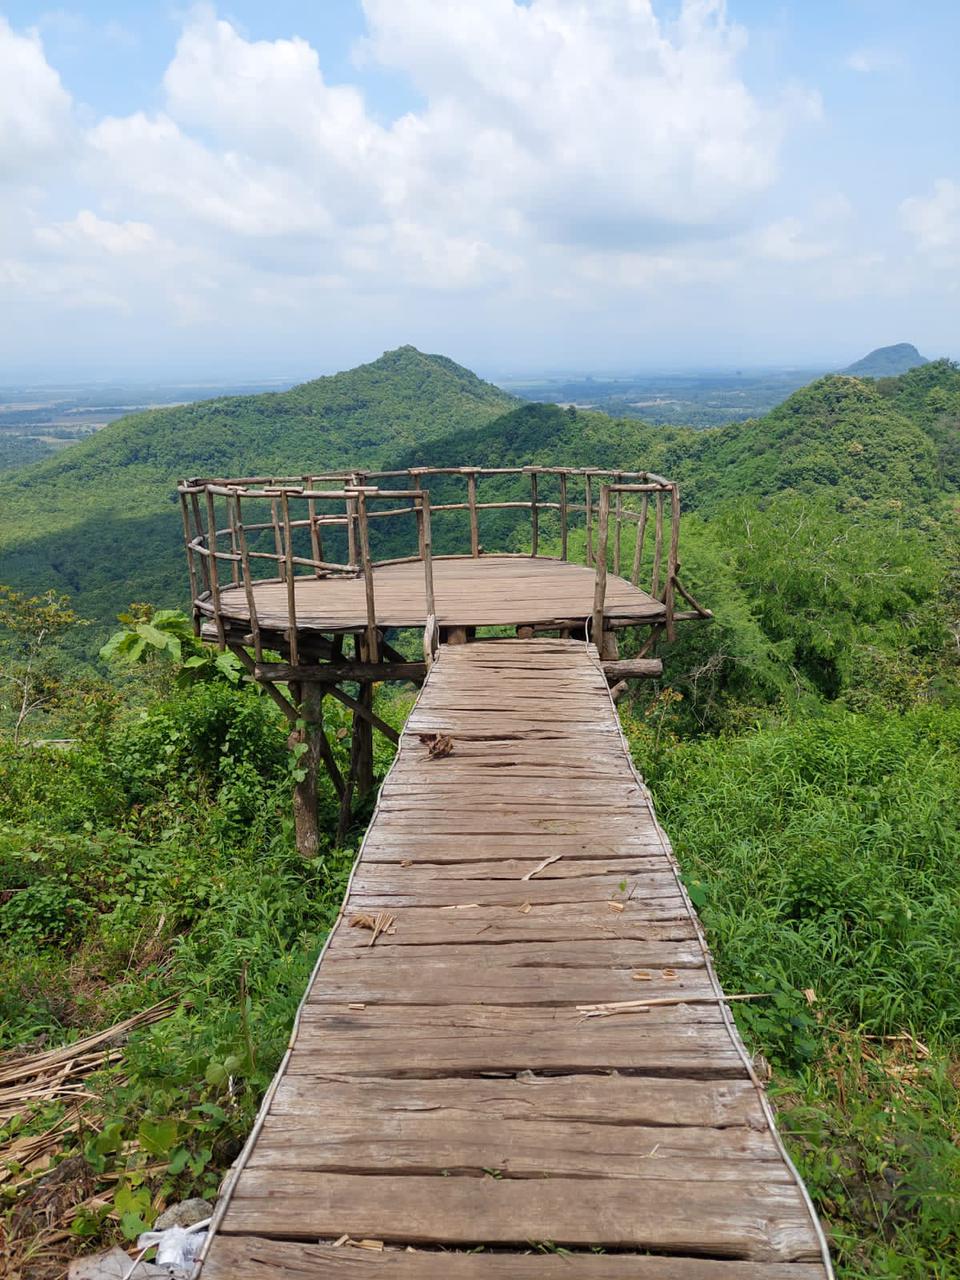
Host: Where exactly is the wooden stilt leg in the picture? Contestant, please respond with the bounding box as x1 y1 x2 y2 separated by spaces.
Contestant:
290 681 322 859
356 635 374 796
599 629 620 661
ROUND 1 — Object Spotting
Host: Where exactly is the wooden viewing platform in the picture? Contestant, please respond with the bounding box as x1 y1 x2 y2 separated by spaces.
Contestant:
197 639 831 1276
174 463 830 1276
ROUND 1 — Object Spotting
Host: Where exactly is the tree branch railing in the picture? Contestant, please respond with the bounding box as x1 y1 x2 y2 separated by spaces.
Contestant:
179 465 707 662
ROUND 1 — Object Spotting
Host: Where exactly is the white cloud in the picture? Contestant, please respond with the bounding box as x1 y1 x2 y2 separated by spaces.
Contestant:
35 210 158 255
2 1 868 357
845 46 900 73
0 16 73 181
900 179 960 255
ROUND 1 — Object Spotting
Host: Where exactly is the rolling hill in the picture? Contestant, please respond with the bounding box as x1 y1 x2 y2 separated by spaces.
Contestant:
841 343 929 378
1 350 955 647
0 347 514 628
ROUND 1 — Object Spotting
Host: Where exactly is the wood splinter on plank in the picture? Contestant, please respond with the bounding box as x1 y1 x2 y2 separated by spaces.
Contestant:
521 854 562 881
577 992 770 1018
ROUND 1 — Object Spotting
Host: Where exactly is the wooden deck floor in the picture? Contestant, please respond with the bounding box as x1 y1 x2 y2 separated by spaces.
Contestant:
205 556 666 633
200 639 829 1278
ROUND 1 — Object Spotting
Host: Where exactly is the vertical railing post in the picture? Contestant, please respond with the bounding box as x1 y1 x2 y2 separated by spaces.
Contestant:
356 490 379 664
420 492 436 668
234 491 262 663
346 483 358 569
414 471 424 560
559 471 568 561
468 471 480 557
665 483 681 642
631 494 649 587
203 488 226 649
269 498 284 569
530 469 539 557
591 484 610 652
226 492 240 585
280 490 300 669
614 479 623 578
179 492 200 634
651 490 665 600
305 476 324 576
189 491 211 592
585 473 594 567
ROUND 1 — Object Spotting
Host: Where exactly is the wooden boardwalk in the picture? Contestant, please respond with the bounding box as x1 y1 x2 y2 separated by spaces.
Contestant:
200 639 830 1278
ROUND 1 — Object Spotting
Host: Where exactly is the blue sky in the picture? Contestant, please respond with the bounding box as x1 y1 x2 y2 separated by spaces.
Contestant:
0 1 957 380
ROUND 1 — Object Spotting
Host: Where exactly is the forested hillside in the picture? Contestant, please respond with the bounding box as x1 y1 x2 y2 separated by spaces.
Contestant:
2 352 960 1278
0 347 513 630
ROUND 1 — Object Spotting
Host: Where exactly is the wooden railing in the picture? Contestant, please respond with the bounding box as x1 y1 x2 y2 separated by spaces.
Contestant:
178 465 706 659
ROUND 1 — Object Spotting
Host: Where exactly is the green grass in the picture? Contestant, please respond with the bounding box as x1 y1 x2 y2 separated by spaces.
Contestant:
628 705 960 1277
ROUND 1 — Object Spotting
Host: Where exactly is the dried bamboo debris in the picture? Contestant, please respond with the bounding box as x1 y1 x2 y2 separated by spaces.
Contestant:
349 912 397 946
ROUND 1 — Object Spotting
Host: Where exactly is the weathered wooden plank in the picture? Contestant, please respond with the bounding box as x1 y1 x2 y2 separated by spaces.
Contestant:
291 1003 743 1076
203 1237 828 1280
351 859 673 883
246 1117 790 1180
325 902 699 947
325 935 706 968
348 876 687 908
267 1074 761 1130
307 957 714 1006
220 1172 822 1260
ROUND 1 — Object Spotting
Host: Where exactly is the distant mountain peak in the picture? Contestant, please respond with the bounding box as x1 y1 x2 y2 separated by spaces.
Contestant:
842 343 929 378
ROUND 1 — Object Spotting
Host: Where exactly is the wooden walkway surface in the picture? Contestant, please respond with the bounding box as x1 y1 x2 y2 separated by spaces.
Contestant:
200 639 830 1278
208 557 666 633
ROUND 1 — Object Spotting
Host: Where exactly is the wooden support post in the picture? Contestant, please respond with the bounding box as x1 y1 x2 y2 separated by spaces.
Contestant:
290 681 323 859
600 628 619 661
356 636 374 795
517 625 534 640
468 472 480 556
559 472 568 561
591 484 610 651
445 626 469 645
530 471 539 557
631 494 648 587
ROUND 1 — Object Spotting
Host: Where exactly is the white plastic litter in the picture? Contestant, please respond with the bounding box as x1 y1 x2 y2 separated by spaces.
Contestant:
128 1220 209 1277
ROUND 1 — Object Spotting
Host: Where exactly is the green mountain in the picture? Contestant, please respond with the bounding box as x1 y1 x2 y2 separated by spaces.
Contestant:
681 375 939 510
0 347 513 626
841 343 929 378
